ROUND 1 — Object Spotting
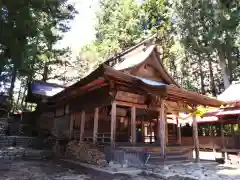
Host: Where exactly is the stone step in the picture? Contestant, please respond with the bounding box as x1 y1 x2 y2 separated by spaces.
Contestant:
146 150 189 164
166 154 188 161
148 156 188 163
166 151 186 156
147 156 188 164
149 151 186 156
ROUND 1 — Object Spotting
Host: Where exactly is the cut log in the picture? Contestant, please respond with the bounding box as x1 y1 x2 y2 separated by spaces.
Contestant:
65 141 107 166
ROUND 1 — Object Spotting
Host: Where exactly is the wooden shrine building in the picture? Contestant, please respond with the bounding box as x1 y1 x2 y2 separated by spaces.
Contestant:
37 44 223 160
194 82 240 151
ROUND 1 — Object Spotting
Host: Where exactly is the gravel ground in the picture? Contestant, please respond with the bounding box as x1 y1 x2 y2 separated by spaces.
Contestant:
0 160 162 180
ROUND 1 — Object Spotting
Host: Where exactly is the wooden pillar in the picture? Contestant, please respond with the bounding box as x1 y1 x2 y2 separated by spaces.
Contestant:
221 123 225 149
231 124 235 140
111 102 117 147
165 113 168 145
192 113 199 161
131 106 136 144
221 123 227 161
80 111 86 143
176 116 182 145
238 120 240 134
150 120 152 143
69 114 74 140
231 124 234 135
211 124 216 153
93 108 99 144
231 124 235 148
141 117 144 143
159 100 166 157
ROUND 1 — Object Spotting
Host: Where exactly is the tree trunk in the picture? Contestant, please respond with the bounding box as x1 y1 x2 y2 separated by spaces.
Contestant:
9 66 17 107
197 55 205 94
228 58 233 83
170 59 177 80
29 37 39 83
42 63 48 82
20 80 28 109
16 81 22 108
207 57 217 96
218 50 230 89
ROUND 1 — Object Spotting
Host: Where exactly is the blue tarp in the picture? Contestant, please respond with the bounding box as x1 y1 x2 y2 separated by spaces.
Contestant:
31 81 65 97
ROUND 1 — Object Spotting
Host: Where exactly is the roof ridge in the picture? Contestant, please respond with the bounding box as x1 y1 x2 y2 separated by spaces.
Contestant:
105 33 157 67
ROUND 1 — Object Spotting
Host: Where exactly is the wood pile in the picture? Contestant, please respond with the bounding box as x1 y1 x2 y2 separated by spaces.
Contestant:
65 140 107 166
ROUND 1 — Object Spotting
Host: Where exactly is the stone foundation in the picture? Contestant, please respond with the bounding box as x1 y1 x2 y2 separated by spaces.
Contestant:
0 136 36 148
0 122 7 135
0 146 52 160
0 147 25 160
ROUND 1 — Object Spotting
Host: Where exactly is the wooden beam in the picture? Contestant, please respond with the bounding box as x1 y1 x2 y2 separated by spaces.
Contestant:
115 91 146 104
116 100 163 113
80 111 86 143
111 101 117 147
159 99 166 157
131 106 136 144
116 100 147 109
69 114 74 140
93 108 99 144
192 113 199 161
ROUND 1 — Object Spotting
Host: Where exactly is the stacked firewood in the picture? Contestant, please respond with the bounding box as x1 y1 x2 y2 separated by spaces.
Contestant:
65 140 107 166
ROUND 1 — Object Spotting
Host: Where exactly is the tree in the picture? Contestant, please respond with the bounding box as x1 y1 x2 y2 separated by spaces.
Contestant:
176 0 240 90
78 0 240 98
78 0 175 76
0 0 77 110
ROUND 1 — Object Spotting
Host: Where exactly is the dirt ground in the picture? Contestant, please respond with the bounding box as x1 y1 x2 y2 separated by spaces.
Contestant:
0 160 161 180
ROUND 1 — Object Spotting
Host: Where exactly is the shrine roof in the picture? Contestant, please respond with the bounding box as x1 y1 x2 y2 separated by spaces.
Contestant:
218 82 240 103
46 40 223 108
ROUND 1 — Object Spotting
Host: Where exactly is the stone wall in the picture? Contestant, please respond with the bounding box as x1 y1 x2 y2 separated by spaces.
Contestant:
0 136 36 148
0 147 52 160
0 121 7 135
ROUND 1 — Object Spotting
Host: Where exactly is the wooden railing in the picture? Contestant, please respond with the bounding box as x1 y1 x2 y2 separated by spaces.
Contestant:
83 133 111 144
181 136 235 149
96 133 111 144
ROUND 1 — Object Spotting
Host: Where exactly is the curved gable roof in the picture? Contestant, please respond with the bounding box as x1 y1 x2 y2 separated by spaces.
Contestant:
112 45 180 87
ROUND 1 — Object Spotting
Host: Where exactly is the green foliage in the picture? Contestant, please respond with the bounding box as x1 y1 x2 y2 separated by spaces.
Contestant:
176 0 240 90
78 0 175 73
96 0 146 57
0 0 77 111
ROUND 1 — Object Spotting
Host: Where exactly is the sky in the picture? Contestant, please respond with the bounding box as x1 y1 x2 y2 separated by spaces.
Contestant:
57 0 99 57
12 1 100 96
